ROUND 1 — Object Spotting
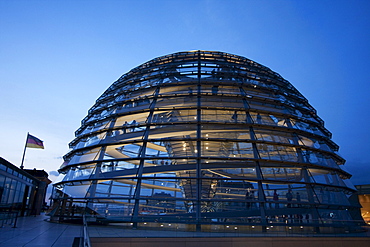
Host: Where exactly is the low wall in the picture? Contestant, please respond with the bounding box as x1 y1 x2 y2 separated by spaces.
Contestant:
91 237 370 247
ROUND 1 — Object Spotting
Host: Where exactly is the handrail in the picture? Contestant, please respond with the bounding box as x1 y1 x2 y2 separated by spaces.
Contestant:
80 214 91 247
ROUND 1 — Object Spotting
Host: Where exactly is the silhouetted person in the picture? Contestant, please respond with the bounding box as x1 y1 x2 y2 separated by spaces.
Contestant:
131 120 137 132
273 189 279 209
212 85 219 95
232 111 238 123
286 190 293 208
123 121 128 133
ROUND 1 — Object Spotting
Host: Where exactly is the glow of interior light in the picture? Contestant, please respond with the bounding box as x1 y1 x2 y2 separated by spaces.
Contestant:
234 227 238 230
194 117 197 119
289 227 292 230
168 224 172 226
195 150 197 153
206 147 208 149
226 225 229 228
144 222 147 225
252 226 255 229
206 134 208 137
160 224 164 227
266 227 270 230
300 226 303 229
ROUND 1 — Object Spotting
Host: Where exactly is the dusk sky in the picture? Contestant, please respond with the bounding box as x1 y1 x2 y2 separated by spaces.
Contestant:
0 0 369 185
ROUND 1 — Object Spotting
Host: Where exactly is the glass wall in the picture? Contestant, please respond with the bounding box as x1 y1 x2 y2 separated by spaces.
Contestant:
51 51 360 232
0 157 38 216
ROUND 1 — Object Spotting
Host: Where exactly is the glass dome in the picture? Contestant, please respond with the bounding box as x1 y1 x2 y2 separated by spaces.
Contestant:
51 51 361 232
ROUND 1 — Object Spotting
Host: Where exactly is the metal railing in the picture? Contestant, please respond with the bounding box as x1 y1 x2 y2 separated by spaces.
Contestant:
0 211 18 228
80 214 91 247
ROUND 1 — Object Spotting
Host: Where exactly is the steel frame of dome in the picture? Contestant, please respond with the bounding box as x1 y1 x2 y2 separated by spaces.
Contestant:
51 50 361 232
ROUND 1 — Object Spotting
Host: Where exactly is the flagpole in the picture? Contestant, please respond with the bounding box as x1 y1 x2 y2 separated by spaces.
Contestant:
20 132 29 170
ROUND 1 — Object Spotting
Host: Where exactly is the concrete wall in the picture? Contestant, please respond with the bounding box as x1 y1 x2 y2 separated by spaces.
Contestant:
91 237 370 247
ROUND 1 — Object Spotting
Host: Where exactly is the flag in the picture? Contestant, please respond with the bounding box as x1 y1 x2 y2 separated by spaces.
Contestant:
26 134 44 149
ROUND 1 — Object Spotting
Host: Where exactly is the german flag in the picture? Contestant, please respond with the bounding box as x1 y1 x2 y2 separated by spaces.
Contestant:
26 134 44 149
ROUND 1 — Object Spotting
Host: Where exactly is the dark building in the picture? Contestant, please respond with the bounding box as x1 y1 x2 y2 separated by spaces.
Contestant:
50 51 363 233
0 157 51 216
23 168 52 215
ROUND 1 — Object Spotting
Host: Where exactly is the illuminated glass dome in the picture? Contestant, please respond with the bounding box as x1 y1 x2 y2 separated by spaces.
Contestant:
52 51 361 232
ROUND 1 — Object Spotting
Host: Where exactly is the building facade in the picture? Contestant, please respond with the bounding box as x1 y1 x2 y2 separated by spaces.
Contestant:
51 51 362 232
0 157 50 216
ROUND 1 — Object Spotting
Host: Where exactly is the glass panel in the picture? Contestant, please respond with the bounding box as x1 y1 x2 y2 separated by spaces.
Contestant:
301 149 339 169
62 183 90 198
201 124 250 139
317 209 352 225
202 141 253 158
147 124 197 141
313 186 350 206
89 201 133 218
261 167 303 182
290 119 326 137
257 144 298 162
254 129 294 144
76 132 107 149
206 167 256 179
68 147 101 165
201 96 245 109
103 144 136 159
155 96 195 109
249 101 286 114
202 109 247 123
120 144 142 158
201 85 242 96
159 85 195 96
151 110 197 123
114 112 150 127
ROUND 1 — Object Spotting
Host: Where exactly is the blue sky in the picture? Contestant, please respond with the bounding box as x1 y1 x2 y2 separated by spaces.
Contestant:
0 0 369 185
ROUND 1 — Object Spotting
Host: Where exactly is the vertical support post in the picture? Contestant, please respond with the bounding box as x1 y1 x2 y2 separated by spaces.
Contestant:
131 87 160 229
195 50 202 231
